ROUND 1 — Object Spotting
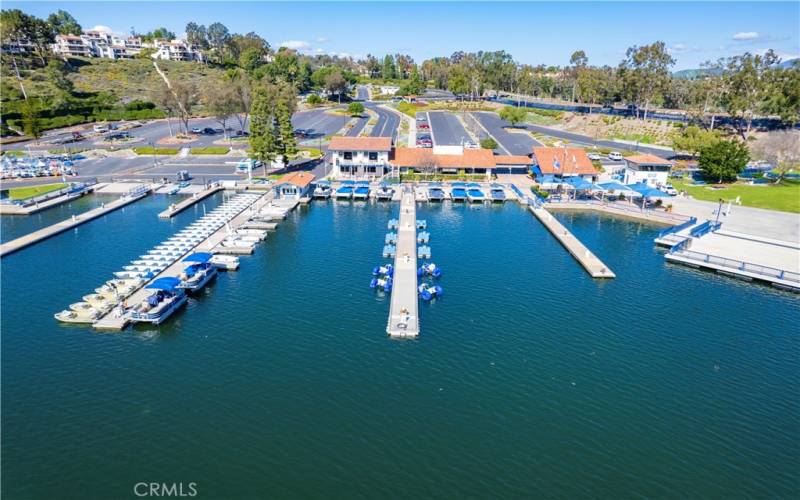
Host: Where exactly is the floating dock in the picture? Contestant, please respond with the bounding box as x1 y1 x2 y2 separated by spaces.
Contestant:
93 192 276 330
386 187 420 338
0 182 98 216
158 184 224 218
0 187 151 258
530 206 616 279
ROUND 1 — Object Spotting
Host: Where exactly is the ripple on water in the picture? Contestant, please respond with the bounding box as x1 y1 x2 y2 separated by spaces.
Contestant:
1 199 798 499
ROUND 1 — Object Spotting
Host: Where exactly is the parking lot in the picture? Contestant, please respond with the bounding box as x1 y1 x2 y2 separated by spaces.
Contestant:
427 111 473 147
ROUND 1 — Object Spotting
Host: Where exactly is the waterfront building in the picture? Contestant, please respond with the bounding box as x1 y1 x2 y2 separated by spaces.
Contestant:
532 147 598 182
328 137 393 180
622 154 674 187
273 172 315 200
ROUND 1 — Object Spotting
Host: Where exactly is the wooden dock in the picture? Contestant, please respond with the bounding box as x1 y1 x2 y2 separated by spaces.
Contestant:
530 206 616 279
386 187 420 338
0 191 150 258
94 191 275 330
157 184 224 218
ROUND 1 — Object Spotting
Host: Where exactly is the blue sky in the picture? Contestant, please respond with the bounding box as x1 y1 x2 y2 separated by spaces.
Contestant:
8 1 799 69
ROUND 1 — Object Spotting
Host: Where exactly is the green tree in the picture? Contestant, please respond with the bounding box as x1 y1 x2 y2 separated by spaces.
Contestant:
276 99 297 165
249 84 279 164
619 41 675 119
671 125 721 157
381 54 397 80
185 22 208 50
204 79 238 140
306 93 322 106
21 99 43 142
498 105 527 127
238 48 264 73
47 9 81 35
324 70 347 103
722 50 779 138
45 58 73 93
698 138 750 183
480 137 498 150
347 102 365 116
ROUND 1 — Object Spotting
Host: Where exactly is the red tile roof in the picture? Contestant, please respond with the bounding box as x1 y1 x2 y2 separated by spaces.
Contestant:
391 148 497 169
494 155 532 165
328 136 392 152
625 154 673 165
532 147 596 175
274 171 315 188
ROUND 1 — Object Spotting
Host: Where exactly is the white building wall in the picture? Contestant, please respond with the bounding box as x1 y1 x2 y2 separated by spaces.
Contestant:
623 168 669 187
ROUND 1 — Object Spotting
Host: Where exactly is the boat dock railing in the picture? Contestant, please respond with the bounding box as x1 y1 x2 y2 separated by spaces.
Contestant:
689 220 722 238
510 183 544 208
667 248 800 287
125 184 151 199
658 217 697 239
2 178 98 208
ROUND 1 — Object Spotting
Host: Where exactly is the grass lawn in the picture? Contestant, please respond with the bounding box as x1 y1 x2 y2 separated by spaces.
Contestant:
9 182 67 200
190 147 229 155
2 150 26 157
672 178 800 213
132 147 179 155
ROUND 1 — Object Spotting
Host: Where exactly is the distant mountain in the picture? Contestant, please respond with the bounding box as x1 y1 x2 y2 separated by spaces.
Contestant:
672 67 723 80
674 58 798 79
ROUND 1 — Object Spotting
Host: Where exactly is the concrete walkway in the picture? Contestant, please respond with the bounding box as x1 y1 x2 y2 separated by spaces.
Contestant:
158 184 223 218
0 191 149 258
531 206 616 278
387 187 420 338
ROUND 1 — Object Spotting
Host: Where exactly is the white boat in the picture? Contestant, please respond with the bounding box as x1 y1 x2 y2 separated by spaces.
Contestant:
114 270 151 279
55 309 99 323
220 238 257 248
313 183 332 199
70 301 104 315
236 229 267 240
177 253 218 292
129 277 187 325
209 254 239 271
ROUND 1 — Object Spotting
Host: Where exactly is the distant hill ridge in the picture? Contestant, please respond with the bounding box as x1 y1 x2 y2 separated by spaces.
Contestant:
673 58 799 79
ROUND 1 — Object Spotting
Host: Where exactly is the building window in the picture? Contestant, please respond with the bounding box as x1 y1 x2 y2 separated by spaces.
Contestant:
340 165 350 173
366 166 377 173
343 152 353 160
368 152 378 161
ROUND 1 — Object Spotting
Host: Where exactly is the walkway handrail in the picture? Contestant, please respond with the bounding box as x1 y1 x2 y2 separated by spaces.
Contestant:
510 183 544 208
658 216 697 238
671 248 800 283
690 220 722 238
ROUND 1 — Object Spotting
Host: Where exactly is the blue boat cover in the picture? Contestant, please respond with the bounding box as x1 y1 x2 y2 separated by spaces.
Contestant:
451 182 466 187
145 277 182 291
467 189 484 196
337 186 354 193
183 252 213 263
466 182 480 188
452 188 467 196
355 186 370 194
341 180 356 185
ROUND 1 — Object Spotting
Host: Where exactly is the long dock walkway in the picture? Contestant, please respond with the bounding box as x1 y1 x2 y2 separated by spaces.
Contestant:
94 191 275 330
531 206 616 278
0 189 150 258
158 183 223 218
0 184 99 216
386 187 420 338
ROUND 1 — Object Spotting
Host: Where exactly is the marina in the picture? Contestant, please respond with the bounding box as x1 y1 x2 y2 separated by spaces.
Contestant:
157 183 224 218
0 185 152 258
386 187 420 337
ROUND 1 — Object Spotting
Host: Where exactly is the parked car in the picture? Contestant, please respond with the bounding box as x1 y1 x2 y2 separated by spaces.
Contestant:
608 151 623 161
464 141 479 149
662 183 678 196
201 127 219 135
190 127 203 134
418 123 430 129
93 124 110 134
587 152 602 161
234 130 249 137
176 170 191 181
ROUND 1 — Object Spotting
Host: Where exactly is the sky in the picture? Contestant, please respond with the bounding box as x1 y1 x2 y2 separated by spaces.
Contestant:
8 1 800 69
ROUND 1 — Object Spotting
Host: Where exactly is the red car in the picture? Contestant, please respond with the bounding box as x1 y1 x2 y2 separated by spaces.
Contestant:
418 123 430 129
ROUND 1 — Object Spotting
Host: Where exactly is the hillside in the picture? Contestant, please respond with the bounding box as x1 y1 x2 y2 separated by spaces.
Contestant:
1 57 225 136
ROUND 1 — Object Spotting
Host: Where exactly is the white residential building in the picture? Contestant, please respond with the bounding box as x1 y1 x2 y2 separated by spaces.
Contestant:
327 136 393 179
150 40 203 62
622 154 674 187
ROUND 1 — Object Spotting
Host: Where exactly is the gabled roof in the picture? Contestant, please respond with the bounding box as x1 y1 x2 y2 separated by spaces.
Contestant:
532 147 596 175
494 155 532 165
328 136 392 152
625 154 673 166
274 171 315 188
391 148 496 168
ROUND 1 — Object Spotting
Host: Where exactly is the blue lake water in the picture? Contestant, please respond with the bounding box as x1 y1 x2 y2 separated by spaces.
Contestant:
1 197 798 498
1 194 120 243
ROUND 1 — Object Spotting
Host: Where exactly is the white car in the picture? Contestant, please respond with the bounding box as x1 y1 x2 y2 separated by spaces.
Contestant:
662 183 678 196
587 152 602 161
93 124 109 134
608 151 623 161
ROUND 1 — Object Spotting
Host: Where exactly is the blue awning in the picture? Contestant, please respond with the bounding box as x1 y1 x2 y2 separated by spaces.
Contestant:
562 176 598 190
451 182 466 187
341 180 355 185
145 277 182 291
466 182 480 188
183 252 212 263
628 182 671 198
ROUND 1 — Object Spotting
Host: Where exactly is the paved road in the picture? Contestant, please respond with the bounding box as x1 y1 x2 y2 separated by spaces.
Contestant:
471 111 541 155
356 85 370 101
522 123 676 158
292 109 347 139
367 103 401 140
428 111 471 147
346 115 369 137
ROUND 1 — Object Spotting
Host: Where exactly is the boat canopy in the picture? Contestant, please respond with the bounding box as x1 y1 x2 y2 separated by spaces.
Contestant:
183 252 213 263
466 182 480 188
452 182 466 187
628 182 671 198
355 180 370 186
341 180 356 185
145 277 182 291
562 176 600 190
